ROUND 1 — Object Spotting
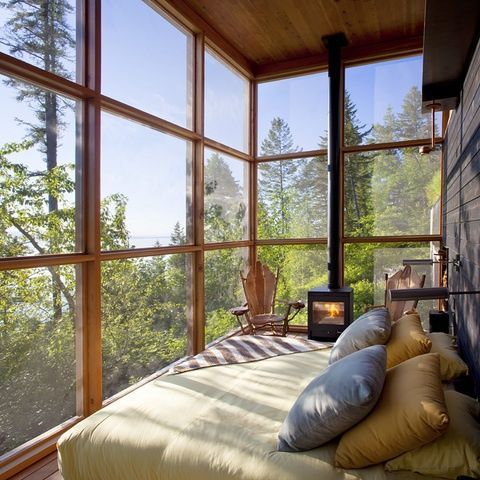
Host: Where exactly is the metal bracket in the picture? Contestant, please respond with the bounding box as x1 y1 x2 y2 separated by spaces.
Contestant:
452 254 461 272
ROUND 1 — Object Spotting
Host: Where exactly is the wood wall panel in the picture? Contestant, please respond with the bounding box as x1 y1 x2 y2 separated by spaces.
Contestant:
444 36 480 397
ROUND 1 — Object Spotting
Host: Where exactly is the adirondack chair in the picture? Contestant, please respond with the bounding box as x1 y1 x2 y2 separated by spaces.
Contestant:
229 261 305 336
374 265 427 321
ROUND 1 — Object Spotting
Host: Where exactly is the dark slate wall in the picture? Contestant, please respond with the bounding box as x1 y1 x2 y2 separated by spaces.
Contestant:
443 36 480 397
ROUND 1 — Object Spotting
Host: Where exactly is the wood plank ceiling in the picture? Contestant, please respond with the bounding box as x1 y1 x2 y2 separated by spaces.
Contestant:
180 0 424 70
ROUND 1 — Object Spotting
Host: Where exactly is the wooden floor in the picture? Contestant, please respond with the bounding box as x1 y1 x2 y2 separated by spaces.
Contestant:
10 453 61 480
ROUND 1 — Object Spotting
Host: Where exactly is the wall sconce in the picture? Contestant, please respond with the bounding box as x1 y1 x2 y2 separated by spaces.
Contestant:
403 253 461 271
419 102 441 154
389 287 480 302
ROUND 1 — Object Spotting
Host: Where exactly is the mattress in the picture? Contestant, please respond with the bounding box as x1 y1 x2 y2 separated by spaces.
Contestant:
58 349 441 480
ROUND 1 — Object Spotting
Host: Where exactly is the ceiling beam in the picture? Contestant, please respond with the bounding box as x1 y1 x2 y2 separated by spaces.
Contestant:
256 35 423 81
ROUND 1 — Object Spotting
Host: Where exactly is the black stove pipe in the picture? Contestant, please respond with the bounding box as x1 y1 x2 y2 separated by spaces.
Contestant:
323 33 347 290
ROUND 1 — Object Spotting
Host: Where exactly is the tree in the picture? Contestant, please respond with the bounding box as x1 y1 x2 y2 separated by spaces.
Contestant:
369 87 439 235
258 117 299 239
293 156 328 238
0 0 75 213
204 152 246 242
1 0 76 323
342 92 374 236
345 86 441 315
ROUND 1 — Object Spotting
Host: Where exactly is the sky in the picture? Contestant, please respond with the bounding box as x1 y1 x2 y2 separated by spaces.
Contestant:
0 0 431 249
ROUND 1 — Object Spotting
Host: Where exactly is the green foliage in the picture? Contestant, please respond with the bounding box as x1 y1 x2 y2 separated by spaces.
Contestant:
205 309 237 345
204 152 246 242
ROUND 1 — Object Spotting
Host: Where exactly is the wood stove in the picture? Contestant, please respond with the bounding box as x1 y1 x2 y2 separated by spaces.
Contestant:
308 287 353 341
307 34 353 342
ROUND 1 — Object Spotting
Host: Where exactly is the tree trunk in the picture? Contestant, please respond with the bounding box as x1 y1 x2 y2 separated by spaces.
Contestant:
43 0 62 321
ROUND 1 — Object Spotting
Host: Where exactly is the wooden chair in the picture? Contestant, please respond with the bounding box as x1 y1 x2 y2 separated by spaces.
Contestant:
371 265 426 321
230 261 305 336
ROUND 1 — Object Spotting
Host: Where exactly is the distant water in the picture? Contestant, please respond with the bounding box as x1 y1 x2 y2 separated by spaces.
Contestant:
128 236 173 248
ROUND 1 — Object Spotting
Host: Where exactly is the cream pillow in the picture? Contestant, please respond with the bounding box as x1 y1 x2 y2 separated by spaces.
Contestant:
427 332 469 380
386 312 431 368
335 353 449 469
386 390 480 478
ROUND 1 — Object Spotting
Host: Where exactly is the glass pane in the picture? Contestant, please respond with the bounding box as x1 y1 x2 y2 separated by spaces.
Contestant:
102 254 190 399
345 55 441 146
101 112 192 250
344 242 440 325
204 148 248 243
344 148 441 237
102 0 192 128
204 50 249 152
258 244 328 325
0 1 78 81
258 156 327 239
205 248 248 344
0 265 78 456
258 72 328 153
0 74 82 256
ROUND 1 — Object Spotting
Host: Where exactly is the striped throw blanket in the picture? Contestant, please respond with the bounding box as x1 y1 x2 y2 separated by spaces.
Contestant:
168 335 332 374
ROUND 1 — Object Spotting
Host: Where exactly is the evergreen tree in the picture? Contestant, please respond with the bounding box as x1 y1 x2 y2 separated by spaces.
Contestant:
369 86 439 235
204 152 246 242
258 117 299 239
169 221 186 246
0 0 75 214
293 156 328 237
396 86 430 140
342 92 373 236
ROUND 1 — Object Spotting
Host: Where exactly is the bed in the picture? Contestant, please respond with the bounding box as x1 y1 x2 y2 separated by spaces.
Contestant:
57 346 444 480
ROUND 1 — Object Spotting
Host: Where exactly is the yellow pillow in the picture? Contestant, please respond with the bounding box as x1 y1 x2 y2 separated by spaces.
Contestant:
335 353 449 469
427 332 469 380
386 312 431 368
386 390 480 478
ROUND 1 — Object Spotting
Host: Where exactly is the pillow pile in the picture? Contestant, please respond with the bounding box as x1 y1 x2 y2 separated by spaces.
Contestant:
277 308 472 475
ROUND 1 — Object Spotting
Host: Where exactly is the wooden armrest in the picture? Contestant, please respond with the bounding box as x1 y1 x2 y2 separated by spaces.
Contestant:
229 306 249 316
278 299 305 309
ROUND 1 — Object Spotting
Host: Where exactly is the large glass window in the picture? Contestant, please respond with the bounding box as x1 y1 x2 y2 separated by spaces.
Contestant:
258 156 327 239
345 56 440 146
204 248 248 344
344 148 441 237
204 148 248 243
0 1 78 82
258 72 328 153
101 112 192 250
258 244 328 325
0 265 78 456
102 0 193 128
0 74 82 256
102 254 190 399
344 242 439 322
204 49 249 152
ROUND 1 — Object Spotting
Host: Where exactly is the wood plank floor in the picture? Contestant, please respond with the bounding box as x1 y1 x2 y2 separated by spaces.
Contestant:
9 453 61 480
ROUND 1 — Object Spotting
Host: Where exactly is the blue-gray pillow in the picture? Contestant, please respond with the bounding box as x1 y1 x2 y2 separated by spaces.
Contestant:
277 344 387 452
329 307 391 364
